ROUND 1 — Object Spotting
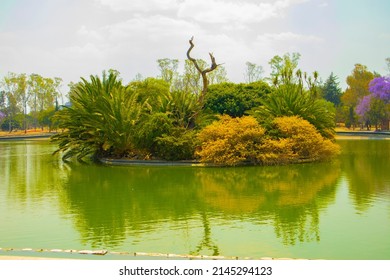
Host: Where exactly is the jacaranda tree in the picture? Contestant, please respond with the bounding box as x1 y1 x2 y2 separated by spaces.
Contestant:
355 76 390 130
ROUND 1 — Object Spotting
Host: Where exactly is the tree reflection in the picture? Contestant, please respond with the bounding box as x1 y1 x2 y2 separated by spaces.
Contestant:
339 140 390 213
58 164 203 249
196 162 341 245
4 140 389 256
190 212 219 256
0 140 68 205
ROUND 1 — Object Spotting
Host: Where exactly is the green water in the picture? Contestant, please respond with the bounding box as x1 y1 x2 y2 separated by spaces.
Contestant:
0 138 389 259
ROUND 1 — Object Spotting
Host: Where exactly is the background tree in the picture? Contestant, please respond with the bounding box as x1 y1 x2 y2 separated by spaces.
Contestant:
180 59 207 94
1 73 23 131
269 52 301 86
244 62 264 83
322 72 342 106
28 73 43 129
355 76 390 130
252 53 335 139
157 58 179 86
341 64 375 128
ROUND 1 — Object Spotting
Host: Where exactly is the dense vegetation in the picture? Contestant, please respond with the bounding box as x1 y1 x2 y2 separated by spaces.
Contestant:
2 43 388 165
49 50 341 165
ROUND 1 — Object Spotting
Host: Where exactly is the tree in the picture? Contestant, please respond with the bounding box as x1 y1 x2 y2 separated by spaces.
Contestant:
355 76 390 130
180 59 207 94
341 64 375 128
52 71 145 161
186 36 221 105
244 62 263 83
0 90 5 128
28 73 44 129
0 90 5 114
386 57 390 74
205 81 271 117
157 58 179 86
1 73 23 132
253 83 336 139
322 72 342 106
269 52 301 86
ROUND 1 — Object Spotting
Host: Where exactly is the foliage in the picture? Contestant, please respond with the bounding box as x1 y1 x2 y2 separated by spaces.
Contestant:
197 115 339 166
269 116 340 161
155 128 198 160
197 115 265 166
355 76 390 130
157 58 179 85
129 77 170 110
252 84 336 139
322 72 342 106
269 52 301 86
160 90 202 128
37 107 57 130
133 112 173 152
205 81 271 117
369 76 390 102
341 64 376 128
52 71 144 161
0 116 21 131
244 62 264 83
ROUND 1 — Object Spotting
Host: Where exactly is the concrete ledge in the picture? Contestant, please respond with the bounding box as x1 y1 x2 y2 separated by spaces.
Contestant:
99 158 210 167
0 133 56 141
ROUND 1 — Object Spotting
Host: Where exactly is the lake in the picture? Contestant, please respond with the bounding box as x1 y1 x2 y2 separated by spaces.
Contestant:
0 138 389 259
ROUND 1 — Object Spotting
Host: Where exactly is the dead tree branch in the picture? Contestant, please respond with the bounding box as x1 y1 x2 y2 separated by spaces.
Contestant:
186 36 220 105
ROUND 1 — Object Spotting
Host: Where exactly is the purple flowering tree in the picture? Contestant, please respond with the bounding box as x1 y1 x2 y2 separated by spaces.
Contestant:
355 76 390 130
369 76 390 103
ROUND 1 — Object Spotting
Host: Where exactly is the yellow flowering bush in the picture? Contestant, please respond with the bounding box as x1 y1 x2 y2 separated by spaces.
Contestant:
197 115 265 166
197 115 340 166
271 116 340 161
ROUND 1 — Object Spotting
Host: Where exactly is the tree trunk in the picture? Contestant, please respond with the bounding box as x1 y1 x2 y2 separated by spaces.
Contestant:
186 37 220 106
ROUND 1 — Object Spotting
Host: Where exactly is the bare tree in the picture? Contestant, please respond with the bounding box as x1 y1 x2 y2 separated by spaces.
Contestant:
186 36 221 105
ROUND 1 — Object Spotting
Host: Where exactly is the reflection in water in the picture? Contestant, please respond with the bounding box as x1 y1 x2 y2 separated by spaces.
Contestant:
196 163 340 245
339 140 390 213
0 141 68 205
191 212 219 256
1 139 389 259
58 159 340 250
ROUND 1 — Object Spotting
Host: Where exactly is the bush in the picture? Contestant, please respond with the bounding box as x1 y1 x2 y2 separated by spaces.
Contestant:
155 128 198 160
252 84 336 139
205 82 271 117
197 115 265 166
270 116 340 161
197 115 340 166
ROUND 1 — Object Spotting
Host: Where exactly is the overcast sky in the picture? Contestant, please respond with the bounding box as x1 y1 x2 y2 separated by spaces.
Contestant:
1 0 389 93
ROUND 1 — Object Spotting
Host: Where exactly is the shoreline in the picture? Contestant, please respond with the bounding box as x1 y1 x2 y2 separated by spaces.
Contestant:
0 133 56 141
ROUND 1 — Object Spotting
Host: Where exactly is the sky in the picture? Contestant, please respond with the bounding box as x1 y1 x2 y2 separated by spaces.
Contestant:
0 0 389 94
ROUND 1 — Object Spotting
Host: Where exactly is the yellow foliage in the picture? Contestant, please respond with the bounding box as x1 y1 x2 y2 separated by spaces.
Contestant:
257 138 297 165
271 116 340 161
197 115 340 166
197 115 265 166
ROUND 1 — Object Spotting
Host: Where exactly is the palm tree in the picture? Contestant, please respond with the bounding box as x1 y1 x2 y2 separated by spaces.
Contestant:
252 84 336 139
52 71 144 161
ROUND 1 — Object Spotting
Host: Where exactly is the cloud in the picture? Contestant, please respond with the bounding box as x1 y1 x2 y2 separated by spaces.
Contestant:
96 0 179 12
77 25 104 41
177 0 308 24
262 32 324 43
103 15 200 41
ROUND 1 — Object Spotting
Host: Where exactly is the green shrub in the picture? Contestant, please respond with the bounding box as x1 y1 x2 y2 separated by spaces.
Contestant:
155 128 198 160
